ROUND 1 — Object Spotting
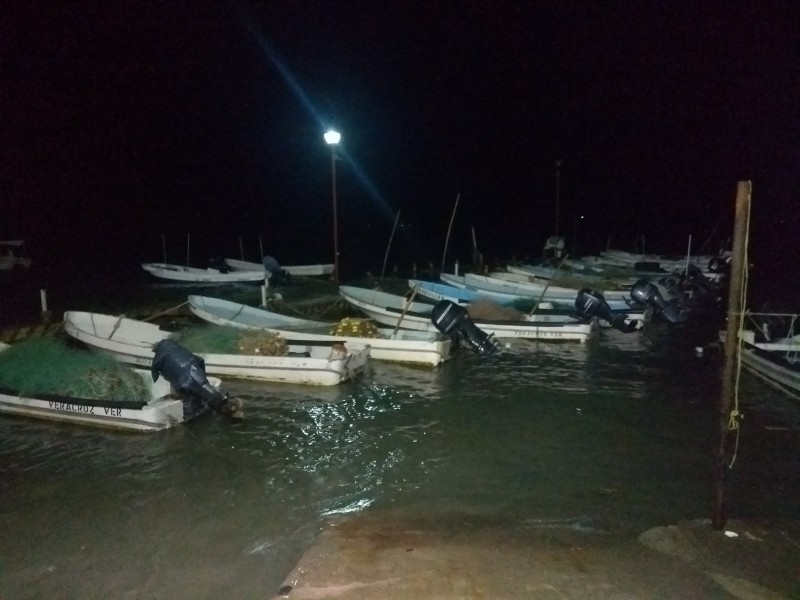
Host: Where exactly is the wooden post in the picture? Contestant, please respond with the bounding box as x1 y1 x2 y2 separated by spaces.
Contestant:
713 180 751 530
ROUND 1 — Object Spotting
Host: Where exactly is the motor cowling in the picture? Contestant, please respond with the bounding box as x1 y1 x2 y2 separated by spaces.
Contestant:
575 288 639 333
431 300 497 357
630 280 687 324
152 339 241 416
708 256 729 274
262 255 291 285
208 256 230 273
685 264 715 295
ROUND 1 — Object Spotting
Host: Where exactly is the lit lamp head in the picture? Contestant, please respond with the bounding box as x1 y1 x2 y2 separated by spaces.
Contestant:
324 130 341 145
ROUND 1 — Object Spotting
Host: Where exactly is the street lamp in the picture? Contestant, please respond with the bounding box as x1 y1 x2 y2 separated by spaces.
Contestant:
324 129 341 283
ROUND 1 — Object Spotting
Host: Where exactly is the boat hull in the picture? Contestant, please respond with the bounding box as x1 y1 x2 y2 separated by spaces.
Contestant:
187 295 451 367
64 312 369 386
0 372 216 432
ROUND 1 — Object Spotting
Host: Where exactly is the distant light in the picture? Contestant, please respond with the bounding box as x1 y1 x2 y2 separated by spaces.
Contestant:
324 130 341 145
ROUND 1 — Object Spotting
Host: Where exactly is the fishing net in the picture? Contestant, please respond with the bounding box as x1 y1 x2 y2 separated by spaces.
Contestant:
329 317 382 338
552 274 628 292
466 299 525 321
176 324 288 356
0 338 150 402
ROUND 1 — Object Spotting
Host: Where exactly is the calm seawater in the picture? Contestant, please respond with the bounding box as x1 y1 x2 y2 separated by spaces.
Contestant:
1 272 799 599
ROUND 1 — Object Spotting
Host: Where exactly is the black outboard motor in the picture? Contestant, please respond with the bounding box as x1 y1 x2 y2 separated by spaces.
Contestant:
151 339 242 417
630 280 688 324
685 264 716 296
263 255 291 285
431 300 497 357
708 256 729 274
575 288 640 333
208 256 229 273
660 277 683 301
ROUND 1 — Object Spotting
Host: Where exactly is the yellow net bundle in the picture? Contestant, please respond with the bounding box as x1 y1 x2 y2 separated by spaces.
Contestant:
329 318 382 338
235 330 288 355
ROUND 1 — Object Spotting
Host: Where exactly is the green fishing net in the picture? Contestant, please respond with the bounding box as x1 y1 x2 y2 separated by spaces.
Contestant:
0 338 150 402
176 324 287 356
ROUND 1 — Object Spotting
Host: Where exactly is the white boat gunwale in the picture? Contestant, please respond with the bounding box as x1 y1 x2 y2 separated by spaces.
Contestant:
64 311 370 385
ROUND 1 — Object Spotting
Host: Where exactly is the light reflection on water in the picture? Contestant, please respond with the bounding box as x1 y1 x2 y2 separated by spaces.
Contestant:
1 322 799 598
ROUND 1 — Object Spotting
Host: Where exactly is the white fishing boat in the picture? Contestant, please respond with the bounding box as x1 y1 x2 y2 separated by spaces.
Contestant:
720 318 800 401
64 311 370 386
224 259 334 277
410 279 645 328
339 285 595 342
0 341 223 432
187 295 452 367
505 263 638 289
448 272 633 310
142 262 265 284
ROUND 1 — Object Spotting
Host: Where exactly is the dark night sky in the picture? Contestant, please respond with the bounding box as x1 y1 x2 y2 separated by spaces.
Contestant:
2 2 798 291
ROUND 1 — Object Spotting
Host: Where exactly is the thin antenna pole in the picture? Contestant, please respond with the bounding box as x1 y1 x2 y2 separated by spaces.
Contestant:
441 193 461 274
381 210 401 280
239 237 245 260
685 234 692 275
259 237 264 262
186 234 190 266
161 233 167 263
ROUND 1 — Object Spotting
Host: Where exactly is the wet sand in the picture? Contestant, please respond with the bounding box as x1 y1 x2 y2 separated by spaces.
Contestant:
272 511 800 600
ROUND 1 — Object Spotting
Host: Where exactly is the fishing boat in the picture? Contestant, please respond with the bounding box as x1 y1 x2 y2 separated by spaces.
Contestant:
141 262 266 284
187 295 453 367
442 272 635 311
64 311 370 386
0 340 227 432
410 279 646 328
720 316 800 400
224 258 334 277
339 285 595 342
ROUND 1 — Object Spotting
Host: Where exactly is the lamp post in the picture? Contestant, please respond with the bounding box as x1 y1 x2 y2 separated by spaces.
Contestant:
324 129 341 283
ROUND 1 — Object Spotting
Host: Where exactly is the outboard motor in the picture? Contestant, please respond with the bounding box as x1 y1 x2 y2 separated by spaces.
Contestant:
660 277 683 301
263 255 291 285
685 264 715 296
151 339 242 417
708 256 729 274
208 256 229 273
431 300 497 357
575 288 640 333
630 280 688 324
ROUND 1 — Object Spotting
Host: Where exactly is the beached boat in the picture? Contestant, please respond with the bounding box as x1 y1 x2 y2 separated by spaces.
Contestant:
339 285 595 342
0 340 225 432
64 311 370 386
187 295 453 367
141 262 266 284
224 258 334 277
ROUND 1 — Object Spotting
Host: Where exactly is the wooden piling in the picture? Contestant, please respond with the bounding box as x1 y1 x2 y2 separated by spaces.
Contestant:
713 180 751 530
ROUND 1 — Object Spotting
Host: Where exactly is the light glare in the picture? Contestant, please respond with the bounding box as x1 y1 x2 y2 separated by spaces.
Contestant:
324 130 341 145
